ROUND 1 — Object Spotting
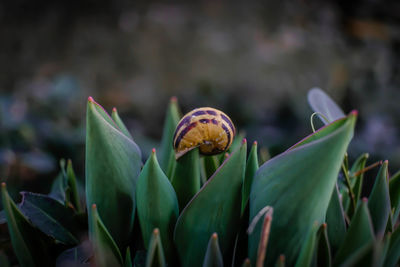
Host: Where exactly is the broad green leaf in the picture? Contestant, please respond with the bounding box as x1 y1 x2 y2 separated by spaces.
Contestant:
174 140 247 267
307 87 345 124
334 200 375 265
89 204 123 267
350 153 369 205
242 141 259 214
294 222 319 267
1 183 50 267
171 148 201 210
316 224 332 267
159 97 181 178
146 228 167 267
111 107 134 140
384 226 400 267
368 161 390 236
202 233 223 267
389 169 400 224
86 97 142 247
325 184 346 255
249 112 356 266
19 192 79 245
136 149 179 262
125 247 133 267
49 161 68 203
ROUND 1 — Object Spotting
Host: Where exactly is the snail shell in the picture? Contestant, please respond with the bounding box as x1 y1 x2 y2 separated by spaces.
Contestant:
173 107 236 159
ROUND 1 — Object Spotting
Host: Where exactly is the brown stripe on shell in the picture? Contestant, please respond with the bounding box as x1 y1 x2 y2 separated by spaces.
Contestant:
220 113 235 134
174 121 198 149
221 123 232 150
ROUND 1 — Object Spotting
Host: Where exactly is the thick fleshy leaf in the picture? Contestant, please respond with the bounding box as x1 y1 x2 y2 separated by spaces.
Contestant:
86 97 142 247
136 149 179 262
389 170 400 224
111 107 134 140
202 233 223 267
1 183 50 267
159 97 181 178
384 226 400 267
89 204 123 267
19 192 80 245
174 140 247 267
249 112 356 266
294 223 319 267
339 242 373 267
325 184 346 255
146 228 167 267
171 148 201 210
307 87 345 124
368 161 390 236
242 141 259 214
334 200 375 265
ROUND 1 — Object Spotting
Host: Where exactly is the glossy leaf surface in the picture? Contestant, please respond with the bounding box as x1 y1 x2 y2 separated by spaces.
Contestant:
249 112 356 266
136 150 179 261
174 141 247 267
86 97 142 247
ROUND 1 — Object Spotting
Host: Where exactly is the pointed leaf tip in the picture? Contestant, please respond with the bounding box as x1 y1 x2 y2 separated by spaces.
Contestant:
153 228 159 235
170 96 178 103
112 107 117 112
1 182 5 188
253 141 257 145
88 96 94 102
152 148 156 154
242 138 247 144
212 233 218 240
92 204 97 210
362 197 368 203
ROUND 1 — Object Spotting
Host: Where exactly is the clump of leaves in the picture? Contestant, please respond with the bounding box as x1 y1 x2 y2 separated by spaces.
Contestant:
0 89 399 267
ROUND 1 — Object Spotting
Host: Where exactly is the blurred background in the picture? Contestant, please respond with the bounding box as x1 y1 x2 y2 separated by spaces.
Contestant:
0 0 399 199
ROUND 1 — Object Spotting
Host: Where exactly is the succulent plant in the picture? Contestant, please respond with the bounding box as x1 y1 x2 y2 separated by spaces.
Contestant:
0 89 399 267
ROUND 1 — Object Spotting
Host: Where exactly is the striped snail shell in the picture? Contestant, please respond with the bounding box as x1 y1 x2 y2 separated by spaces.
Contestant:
173 107 236 159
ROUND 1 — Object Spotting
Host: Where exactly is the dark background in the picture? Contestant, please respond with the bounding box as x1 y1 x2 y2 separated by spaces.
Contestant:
1 0 400 199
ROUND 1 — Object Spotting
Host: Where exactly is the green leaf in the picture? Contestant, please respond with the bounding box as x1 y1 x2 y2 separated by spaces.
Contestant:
49 164 67 204
89 204 123 267
368 160 391 236
294 222 319 267
350 153 369 205
202 233 224 267
146 228 167 267
125 247 133 267
174 140 247 267
19 192 80 245
1 183 50 267
171 148 201 210
159 97 181 178
325 184 346 255
242 141 259 214
249 112 357 266
111 107 134 140
339 242 373 267
202 155 220 180
136 149 179 262
334 200 375 265
86 97 142 247
384 226 400 267
389 169 400 224
316 224 332 267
